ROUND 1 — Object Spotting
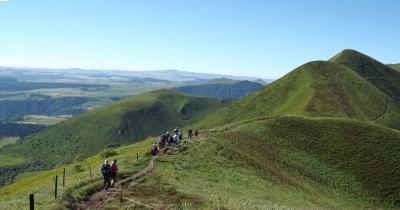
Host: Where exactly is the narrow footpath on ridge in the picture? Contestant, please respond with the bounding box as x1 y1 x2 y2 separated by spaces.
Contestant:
68 143 183 210
373 98 391 122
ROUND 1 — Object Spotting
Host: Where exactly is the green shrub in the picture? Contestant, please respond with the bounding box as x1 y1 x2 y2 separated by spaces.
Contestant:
99 149 118 158
74 155 85 162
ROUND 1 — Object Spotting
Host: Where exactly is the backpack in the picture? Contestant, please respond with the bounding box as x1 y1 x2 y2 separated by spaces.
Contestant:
151 147 156 155
101 164 107 175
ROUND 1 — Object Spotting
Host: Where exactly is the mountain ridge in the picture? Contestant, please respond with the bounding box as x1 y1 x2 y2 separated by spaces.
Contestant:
197 58 400 128
0 66 268 82
330 49 400 102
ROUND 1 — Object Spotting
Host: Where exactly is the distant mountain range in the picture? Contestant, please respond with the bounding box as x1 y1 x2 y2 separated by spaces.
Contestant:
0 67 272 82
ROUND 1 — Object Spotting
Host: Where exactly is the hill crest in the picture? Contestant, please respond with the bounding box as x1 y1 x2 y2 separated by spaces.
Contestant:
330 49 400 102
197 51 400 130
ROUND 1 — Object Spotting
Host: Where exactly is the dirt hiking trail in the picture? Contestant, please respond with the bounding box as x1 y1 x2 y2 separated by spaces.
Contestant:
68 146 180 210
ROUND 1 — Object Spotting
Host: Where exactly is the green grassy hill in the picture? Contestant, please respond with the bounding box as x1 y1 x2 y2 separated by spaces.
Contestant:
330 49 400 102
197 61 386 127
196 50 400 130
0 89 229 185
3 116 400 209
116 116 400 209
330 50 400 128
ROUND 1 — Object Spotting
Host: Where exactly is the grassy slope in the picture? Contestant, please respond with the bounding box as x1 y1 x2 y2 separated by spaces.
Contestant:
330 49 400 102
197 60 389 128
0 89 229 183
0 138 152 210
0 138 24 167
4 116 400 209
105 116 400 209
330 50 400 129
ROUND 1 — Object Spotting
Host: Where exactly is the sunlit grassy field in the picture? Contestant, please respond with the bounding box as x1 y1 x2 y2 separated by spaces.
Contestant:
0 137 18 149
0 138 153 210
15 115 71 126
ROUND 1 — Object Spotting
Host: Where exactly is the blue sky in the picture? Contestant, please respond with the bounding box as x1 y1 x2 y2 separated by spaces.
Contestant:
0 0 399 79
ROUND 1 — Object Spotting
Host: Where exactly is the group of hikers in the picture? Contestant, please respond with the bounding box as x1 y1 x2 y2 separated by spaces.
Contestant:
150 127 199 161
101 127 199 191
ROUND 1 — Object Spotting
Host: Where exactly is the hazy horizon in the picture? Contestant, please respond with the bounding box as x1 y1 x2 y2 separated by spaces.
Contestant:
1 0 399 79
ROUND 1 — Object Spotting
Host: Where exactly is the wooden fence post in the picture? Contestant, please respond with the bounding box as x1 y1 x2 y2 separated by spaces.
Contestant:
62 168 65 187
29 193 34 210
54 175 58 199
89 164 93 180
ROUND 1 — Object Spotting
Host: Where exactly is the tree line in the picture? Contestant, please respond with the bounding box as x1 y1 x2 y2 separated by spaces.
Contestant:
0 122 46 138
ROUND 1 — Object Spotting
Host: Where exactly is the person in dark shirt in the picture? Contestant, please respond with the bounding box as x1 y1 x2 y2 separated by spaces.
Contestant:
101 159 111 191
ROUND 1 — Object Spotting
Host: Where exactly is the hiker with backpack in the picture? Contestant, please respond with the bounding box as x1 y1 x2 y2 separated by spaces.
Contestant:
101 159 112 191
194 129 199 138
110 159 118 187
173 127 182 144
150 144 159 161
